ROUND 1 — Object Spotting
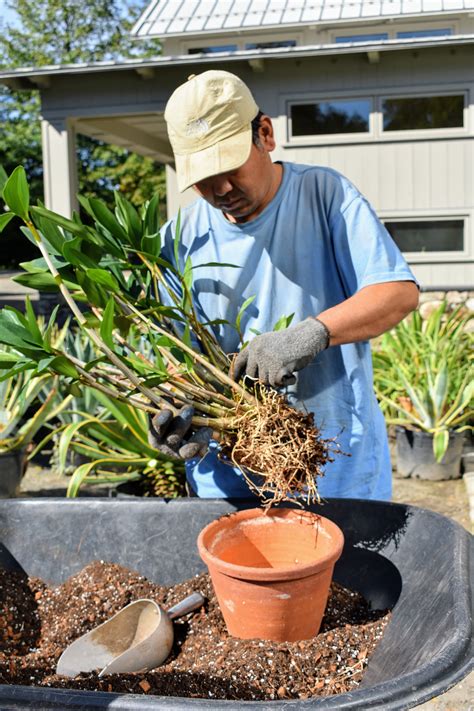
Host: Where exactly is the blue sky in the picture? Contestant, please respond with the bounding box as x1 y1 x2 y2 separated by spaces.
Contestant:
0 1 17 27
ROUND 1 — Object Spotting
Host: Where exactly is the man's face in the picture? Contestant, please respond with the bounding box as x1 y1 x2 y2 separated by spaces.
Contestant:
192 117 282 224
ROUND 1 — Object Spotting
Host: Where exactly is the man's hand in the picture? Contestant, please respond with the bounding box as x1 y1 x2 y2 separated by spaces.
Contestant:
232 318 330 387
148 405 211 460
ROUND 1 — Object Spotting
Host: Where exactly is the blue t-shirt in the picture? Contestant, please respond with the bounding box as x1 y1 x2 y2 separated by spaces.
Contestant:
161 162 416 500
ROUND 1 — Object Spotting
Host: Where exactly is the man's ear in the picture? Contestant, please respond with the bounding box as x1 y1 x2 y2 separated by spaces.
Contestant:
258 115 276 152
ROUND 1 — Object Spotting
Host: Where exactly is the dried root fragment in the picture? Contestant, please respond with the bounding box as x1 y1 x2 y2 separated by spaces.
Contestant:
221 386 340 507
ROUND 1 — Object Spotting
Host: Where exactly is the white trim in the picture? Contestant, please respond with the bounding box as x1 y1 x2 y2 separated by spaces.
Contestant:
41 118 78 217
181 31 303 54
285 86 471 145
379 213 471 264
329 18 460 43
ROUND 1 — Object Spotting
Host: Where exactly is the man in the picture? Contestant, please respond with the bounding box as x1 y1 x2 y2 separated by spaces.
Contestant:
150 69 419 500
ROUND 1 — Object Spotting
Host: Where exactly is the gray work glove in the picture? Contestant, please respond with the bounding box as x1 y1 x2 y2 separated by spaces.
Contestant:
148 405 212 460
232 318 330 388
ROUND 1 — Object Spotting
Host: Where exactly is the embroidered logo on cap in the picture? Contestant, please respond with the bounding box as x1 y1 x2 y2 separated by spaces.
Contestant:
185 118 209 137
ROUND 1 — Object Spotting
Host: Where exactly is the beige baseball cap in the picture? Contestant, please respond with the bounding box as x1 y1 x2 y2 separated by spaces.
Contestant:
164 70 259 192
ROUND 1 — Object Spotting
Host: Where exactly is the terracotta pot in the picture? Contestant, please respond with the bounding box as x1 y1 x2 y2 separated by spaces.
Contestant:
197 507 344 642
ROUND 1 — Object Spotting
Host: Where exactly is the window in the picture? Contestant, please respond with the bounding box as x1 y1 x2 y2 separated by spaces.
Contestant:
245 40 296 49
397 28 452 39
188 45 238 54
291 99 371 136
382 95 464 131
385 220 464 253
335 33 388 43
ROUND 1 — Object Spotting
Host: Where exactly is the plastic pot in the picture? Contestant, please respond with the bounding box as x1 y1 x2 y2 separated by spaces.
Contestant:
197 507 344 641
395 426 465 480
0 497 472 710
0 448 27 498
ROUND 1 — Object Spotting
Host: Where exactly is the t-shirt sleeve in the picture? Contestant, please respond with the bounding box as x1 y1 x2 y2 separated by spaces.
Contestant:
328 188 418 297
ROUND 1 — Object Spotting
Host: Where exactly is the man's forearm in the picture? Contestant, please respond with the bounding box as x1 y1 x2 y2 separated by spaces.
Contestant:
316 281 419 347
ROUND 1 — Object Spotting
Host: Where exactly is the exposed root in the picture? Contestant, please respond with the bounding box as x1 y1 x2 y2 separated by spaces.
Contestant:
221 386 340 508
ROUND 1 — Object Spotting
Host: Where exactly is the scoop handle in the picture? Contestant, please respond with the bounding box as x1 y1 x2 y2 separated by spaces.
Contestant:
167 592 206 620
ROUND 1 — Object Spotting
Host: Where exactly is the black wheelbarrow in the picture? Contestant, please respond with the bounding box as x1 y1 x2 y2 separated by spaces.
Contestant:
0 497 472 709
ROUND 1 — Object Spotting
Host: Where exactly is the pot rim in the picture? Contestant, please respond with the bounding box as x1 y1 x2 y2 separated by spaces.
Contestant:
197 507 344 582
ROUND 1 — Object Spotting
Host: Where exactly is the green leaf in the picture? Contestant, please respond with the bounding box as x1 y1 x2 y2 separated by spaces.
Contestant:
114 192 142 245
24 297 43 346
141 233 161 258
13 272 60 292
433 430 449 463
236 295 256 332
0 212 14 233
19 255 66 274
42 306 61 349
77 195 95 219
63 237 99 269
432 365 448 420
89 198 128 242
2 166 30 221
183 256 193 292
273 313 295 332
144 193 160 235
31 206 90 239
173 209 181 269
75 271 107 308
86 269 119 293
100 298 115 350
32 214 66 256
49 356 80 379
0 165 8 196
0 317 45 354
67 460 100 497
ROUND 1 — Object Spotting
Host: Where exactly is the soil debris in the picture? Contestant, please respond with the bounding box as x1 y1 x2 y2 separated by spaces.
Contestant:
0 561 390 700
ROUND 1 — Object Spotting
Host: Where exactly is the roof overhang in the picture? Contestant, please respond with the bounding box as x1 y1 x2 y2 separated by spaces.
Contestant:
1 34 473 89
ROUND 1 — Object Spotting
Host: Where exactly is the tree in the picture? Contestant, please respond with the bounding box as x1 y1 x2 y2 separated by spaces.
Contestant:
0 0 165 266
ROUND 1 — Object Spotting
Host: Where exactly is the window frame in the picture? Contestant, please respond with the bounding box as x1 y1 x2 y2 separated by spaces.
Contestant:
378 90 468 137
380 214 470 264
285 87 470 145
287 94 375 144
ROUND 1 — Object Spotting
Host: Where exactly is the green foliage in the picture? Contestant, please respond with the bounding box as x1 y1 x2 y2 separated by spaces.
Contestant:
372 302 474 461
0 0 164 266
0 168 260 470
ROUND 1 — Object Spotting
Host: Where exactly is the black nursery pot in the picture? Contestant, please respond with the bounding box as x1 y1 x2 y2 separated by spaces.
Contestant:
396 426 465 480
0 448 27 498
0 497 472 710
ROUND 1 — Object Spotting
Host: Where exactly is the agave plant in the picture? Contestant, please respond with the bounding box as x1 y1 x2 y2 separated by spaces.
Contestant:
0 348 70 456
56 391 185 498
372 302 473 461
0 166 337 506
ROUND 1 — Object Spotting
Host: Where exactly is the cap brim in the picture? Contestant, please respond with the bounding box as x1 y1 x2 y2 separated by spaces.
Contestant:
174 126 253 192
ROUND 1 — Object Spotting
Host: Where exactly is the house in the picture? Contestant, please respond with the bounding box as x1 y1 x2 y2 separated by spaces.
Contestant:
0 0 473 290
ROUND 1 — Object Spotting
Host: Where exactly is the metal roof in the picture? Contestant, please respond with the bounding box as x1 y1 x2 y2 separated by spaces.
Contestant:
0 33 472 84
132 0 474 38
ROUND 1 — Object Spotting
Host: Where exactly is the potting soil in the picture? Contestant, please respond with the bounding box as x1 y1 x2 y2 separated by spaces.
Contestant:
0 562 390 701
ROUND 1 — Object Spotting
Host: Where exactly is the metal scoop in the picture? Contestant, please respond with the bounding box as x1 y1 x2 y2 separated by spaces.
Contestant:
56 592 205 678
